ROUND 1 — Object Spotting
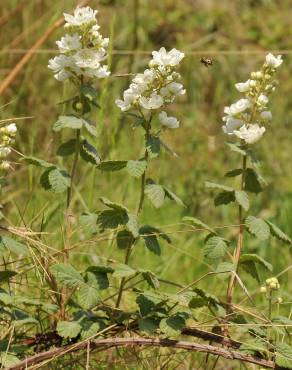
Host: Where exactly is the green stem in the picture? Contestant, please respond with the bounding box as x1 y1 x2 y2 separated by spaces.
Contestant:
226 152 247 313
115 119 151 308
66 129 81 210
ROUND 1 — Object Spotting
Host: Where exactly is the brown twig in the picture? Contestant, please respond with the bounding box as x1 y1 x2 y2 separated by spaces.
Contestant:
0 0 91 96
7 337 276 370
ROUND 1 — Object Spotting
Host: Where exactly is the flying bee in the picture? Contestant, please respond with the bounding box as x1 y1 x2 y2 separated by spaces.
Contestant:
200 57 213 67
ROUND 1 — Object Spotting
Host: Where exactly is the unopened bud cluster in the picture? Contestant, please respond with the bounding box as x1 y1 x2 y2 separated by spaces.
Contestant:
48 6 110 82
0 123 17 170
116 47 186 129
260 276 281 294
222 53 283 144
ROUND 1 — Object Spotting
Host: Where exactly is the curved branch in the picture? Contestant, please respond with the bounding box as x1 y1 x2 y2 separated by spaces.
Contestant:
7 337 275 370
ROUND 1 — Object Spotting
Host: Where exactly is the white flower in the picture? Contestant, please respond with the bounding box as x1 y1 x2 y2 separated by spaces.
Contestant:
139 93 164 110
73 49 106 69
260 110 272 120
0 146 11 158
6 123 17 134
224 98 251 116
64 6 97 28
257 94 269 106
0 161 10 170
235 80 252 93
48 55 78 81
115 90 137 111
151 47 185 67
234 124 266 144
56 33 81 53
159 111 180 128
222 118 244 135
161 82 186 97
265 53 283 68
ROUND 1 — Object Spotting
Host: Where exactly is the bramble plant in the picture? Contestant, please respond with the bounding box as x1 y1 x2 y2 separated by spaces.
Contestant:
1 4 292 369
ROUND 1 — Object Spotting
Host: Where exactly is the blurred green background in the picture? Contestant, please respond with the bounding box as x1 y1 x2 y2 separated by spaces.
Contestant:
0 0 291 328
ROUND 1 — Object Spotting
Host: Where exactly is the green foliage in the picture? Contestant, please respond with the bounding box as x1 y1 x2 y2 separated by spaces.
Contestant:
214 191 235 207
235 190 250 211
159 313 186 337
265 220 292 244
239 254 272 282
80 139 101 165
53 115 97 136
145 184 165 208
139 225 171 256
97 160 128 171
57 321 82 339
245 216 270 240
0 236 28 255
203 236 228 259
182 216 217 234
126 160 147 178
244 168 263 193
275 343 292 369
51 263 83 289
57 139 76 157
146 135 160 158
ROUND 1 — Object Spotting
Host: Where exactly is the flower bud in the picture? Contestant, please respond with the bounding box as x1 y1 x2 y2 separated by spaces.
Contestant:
264 74 271 80
260 286 267 293
276 297 283 304
75 102 83 111
255 71 263 79
0 161 10 170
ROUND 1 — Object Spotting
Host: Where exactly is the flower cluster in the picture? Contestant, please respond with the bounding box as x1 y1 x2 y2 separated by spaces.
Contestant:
116 47 185 129
260 276 281 293
0 123 17 170
222 53 283 144
48 6 110 82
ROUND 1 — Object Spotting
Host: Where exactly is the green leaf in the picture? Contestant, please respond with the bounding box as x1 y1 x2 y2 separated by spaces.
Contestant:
182 217 217 235
97 160 127 172
48 168 71 193
245 216 270 240
240 254 273 271
225 142 247 156
85 268 111 290
164 187 185 207
265 220 292 245
53 115 84 132
99 197 129 212
0 270 17 283
79 213 99 234
275 343 292 369
159 314 186 337
203 236 228 259
0 352 20 367
136 293 163 316
83 119 97 137
97 210 129 230
22 156 55 168
191 288 220 309
56 139 76 157
140 270 160 289
80 140 101 165
138 318 159 335
146 135 160 158
0 236 28 255
51 263 84 289
244 168 263 194
145 184 165 208
235 190 249 211
126 213 139 238
139 225 164 256
80 85 98 102
57 321 82 339
126 160 147 178
205 181 234 192
116 230 134 250
214 191 235 207
239 260 259 282
225 169 242 177
80 321 103 340
113 264 136 278
78 283 99 310
215 262 234 277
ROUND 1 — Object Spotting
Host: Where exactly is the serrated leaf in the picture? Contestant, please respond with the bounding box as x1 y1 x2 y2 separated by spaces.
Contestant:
78 283 99 310
80 85 98 102
265 220 292 245
56 139 76 157
164 187 185 207
99 197 128 212
57 321 82 339
80 321 102 340
53 115 84 132
203 236 228 259
275 343 292 369
214 191 235 207
240 260 259 282
160 314 186 337
244 168 263 194
126 160 147 178
215 262 234 279
146 135 160 158
235 190 249 211
240 254 273 271
85 269 110 290
51 263 83 289
22 156 55 168
139 225 162 255
136 293 163 316
205 181 234 192
97 209 129 230
48 168 71 193
0 236 28 255
80 140 100 165
182 217 217 235
145 184 165 208
113 264 136 278
97 160 127 172
83 119 97 137
245 216 270 240
116 230 134 250
138 318 159 335
0 353 20 367
140 270 160 289
126 213 139 238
